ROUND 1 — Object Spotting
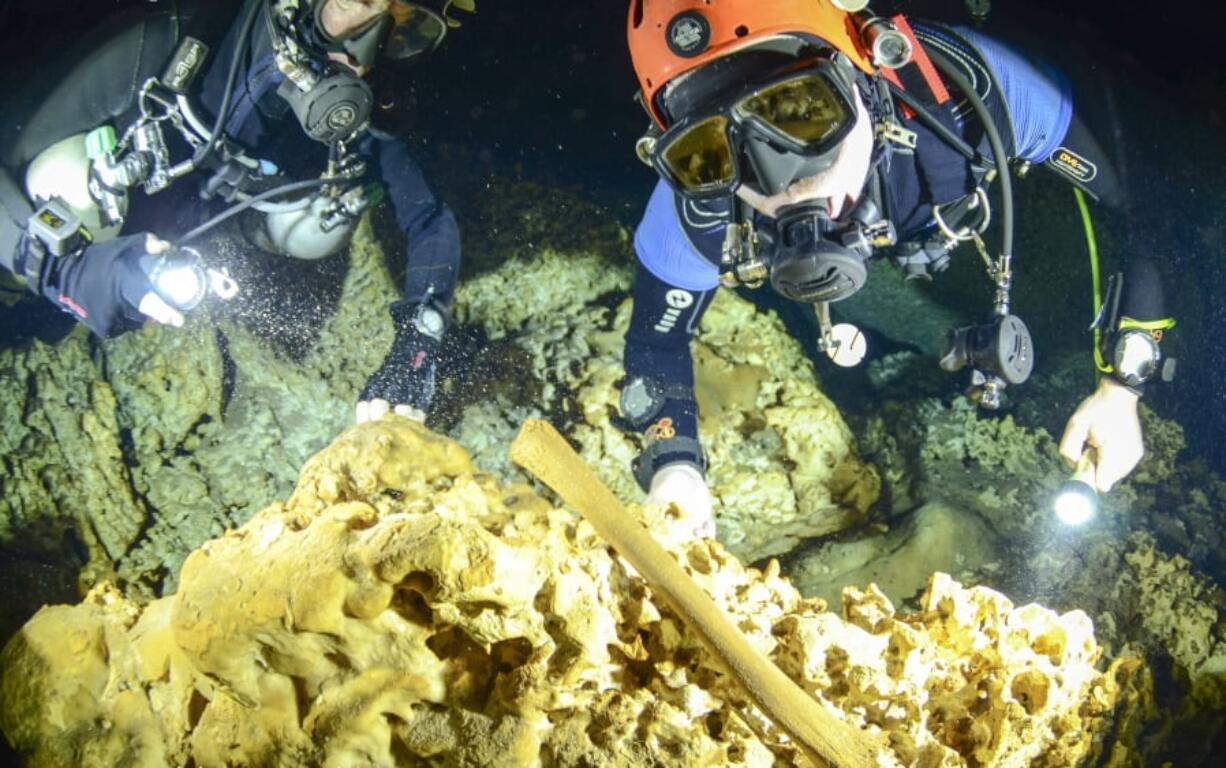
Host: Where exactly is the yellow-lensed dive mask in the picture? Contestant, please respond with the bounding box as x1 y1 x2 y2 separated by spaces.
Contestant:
650 60 857 199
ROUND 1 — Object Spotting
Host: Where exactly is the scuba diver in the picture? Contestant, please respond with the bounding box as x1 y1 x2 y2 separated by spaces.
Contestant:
619 0 1176 538
0 0 469 423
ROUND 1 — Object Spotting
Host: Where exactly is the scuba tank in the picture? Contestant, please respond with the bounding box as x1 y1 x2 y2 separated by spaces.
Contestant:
24 133 126 243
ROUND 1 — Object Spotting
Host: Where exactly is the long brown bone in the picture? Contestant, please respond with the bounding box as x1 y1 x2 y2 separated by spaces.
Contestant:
510 419 882 768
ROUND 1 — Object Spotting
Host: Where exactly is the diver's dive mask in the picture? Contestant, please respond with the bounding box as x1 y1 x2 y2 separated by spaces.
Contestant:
645 57 860 200
309 0 447 69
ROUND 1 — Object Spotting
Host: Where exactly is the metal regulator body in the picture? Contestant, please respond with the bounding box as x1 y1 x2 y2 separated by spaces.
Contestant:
268 0 375 145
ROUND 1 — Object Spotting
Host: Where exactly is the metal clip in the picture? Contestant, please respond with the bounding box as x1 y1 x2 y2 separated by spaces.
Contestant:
206 268 240 301
968 231 992 272
877 121 918 149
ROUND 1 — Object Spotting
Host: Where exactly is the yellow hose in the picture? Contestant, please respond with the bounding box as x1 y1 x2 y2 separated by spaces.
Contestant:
510 419 883 768
1073 187 1109 375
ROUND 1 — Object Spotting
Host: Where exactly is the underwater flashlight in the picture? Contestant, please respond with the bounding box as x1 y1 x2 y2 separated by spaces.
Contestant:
149 249 207 310
861 18 914 70
145 246 239 311
1053 451 1099 526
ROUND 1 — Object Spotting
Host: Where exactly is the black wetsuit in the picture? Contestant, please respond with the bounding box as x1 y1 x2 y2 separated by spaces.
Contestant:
0 0 460 336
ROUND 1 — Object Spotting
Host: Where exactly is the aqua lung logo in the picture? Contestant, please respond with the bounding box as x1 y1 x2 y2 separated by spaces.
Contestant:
654 289 695 333
666 11 711 58
327 103 358 130
1048 146 1098 183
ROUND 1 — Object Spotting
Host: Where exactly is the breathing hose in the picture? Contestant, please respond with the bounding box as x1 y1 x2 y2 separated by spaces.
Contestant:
173 177 334 246
925 47 1014 265
885 82 983 166
1073 187 1109 373
191 0 263 167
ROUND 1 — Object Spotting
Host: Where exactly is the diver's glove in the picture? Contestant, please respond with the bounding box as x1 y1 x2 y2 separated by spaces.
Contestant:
30 232 184 338
1058 377 1144 492
357 299 446 424
645 463 716 540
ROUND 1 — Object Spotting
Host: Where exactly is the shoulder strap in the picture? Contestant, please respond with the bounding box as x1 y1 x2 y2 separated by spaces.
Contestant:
877 15 951 117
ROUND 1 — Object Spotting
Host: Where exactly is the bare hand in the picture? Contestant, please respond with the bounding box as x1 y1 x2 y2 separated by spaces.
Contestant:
1059 378 1143 492
355 398 426 424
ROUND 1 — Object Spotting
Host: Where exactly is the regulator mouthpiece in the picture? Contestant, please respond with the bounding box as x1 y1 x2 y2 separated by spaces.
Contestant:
940 314 1034 384
769 203 869 304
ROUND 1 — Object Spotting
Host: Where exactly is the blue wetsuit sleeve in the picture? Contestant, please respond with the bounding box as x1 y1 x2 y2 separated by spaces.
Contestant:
371 135 461 307
633 179 722 292
952 25 1074 164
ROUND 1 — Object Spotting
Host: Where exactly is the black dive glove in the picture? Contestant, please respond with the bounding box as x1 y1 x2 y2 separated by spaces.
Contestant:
358 299 447 420
30 232 168 338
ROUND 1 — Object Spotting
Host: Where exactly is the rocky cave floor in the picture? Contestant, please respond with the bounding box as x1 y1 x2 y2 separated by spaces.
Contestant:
1 159 1225 766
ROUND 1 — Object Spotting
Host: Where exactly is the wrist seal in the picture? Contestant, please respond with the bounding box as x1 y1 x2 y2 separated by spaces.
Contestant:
632 436 707 492
390 298 448 342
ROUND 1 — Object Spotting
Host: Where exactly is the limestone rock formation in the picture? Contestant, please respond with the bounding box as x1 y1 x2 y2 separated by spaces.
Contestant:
784 384 1226 763
451 249 880 563
1 419 1140 767
0 216 402 608
1 181 877 615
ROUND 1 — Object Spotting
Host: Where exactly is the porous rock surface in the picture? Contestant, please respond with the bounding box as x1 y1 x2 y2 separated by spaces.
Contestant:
1 418 1139 767
1 184 877 611
0 215 399 605
451 249 880 563
786 361 1226 763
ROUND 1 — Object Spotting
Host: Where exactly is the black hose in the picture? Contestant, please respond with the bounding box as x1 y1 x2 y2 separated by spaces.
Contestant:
925 47 1014 260
191 0 264 167
885 81 983 165
173 177 333 245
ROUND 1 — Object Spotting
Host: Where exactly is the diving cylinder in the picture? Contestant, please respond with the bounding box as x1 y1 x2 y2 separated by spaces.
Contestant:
262 195 353 260
24 133 125 243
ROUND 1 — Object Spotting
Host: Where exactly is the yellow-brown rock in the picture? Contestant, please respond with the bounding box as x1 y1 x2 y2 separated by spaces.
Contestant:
1 419 1135 766
452 249 881 563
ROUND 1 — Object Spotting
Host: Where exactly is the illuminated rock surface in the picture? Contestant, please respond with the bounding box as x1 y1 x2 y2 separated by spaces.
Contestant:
0 216 399 603
0 185 875 602
1 419 1142 767
2 181 1225 764
452 249 880 563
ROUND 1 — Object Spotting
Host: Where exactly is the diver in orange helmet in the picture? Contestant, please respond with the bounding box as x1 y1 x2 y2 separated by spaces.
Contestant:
618 0 1174 538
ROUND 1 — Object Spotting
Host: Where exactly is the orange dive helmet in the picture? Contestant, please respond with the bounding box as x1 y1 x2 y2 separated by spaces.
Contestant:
628 0 876 128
